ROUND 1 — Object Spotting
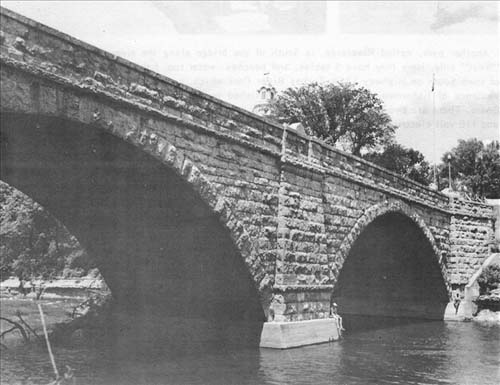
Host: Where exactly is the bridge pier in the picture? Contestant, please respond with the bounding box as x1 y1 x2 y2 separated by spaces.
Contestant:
260 319 339 349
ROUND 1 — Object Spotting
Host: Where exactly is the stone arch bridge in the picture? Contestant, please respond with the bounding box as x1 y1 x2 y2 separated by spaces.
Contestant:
0 8 495 348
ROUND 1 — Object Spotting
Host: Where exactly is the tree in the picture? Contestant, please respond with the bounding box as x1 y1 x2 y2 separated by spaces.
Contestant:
439 139 500 198
477 264 500 295
364 142 431 185
0 181 95 291
271 82 396 156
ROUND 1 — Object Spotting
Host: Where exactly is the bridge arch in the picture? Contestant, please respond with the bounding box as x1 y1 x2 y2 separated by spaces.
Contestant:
1 111 266 348
332 200 450 320
334 200 443 273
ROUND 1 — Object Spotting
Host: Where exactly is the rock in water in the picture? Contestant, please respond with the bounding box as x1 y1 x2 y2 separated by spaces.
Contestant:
473 309 500 324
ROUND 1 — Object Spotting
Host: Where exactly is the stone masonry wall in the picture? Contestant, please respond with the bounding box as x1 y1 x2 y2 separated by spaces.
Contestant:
0 65 282 309
269 159 454 321
0 7 453 213
0 8 495 321
448 197 496 287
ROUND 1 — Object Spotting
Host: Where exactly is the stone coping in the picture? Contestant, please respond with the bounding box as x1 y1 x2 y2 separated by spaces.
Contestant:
0 6 455 204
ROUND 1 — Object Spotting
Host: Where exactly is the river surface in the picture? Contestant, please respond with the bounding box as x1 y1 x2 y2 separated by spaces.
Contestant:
1 300 499 385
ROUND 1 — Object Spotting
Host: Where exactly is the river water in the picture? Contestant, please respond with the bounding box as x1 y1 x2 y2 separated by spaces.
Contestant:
2 312 499 385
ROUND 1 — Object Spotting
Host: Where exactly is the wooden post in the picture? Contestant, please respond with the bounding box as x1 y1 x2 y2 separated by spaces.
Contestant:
38 304 59 380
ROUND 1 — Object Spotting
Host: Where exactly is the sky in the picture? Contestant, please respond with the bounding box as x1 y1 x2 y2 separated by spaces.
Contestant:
2 1 499 163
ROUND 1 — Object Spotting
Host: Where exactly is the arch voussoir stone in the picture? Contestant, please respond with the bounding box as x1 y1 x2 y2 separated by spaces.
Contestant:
332 199 449 293
132 129 260 272
122 125 271 302
11 106 267 305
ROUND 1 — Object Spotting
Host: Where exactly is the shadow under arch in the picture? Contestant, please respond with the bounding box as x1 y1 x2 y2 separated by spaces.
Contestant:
331 202 450 326
0 112 266 351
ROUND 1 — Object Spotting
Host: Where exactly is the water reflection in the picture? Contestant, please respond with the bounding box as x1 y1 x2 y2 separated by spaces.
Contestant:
1 319 499 384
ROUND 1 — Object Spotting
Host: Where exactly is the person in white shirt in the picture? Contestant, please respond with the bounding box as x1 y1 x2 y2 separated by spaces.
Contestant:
329 302 345 337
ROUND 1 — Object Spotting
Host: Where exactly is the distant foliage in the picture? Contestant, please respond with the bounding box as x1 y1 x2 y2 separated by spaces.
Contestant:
439 139 500 198
271 82 396 156
477 264 500 295
0 181 95 282
364 142 431 185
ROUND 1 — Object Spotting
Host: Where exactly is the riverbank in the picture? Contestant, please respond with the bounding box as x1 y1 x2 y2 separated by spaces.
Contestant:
0 276 107 299
0 277 108 349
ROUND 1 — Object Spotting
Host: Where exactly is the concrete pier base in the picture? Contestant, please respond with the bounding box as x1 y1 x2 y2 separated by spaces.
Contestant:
444 296 478 321
260 319 340 349
444 301 469 321
444 254 500 321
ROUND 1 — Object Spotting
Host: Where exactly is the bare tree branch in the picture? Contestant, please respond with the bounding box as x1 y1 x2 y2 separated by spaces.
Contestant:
16 311 42 342
0 316 29 342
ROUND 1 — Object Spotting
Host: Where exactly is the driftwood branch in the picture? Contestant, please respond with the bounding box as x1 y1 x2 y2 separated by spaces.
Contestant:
71 298 92 319
16 311 42 342
1 326 18 338
0 316 29 342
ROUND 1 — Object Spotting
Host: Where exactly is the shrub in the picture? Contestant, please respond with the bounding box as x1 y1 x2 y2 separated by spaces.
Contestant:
477 264 500 294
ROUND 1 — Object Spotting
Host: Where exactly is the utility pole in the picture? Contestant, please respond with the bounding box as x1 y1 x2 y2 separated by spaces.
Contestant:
432 73 437 188
447 154 452 190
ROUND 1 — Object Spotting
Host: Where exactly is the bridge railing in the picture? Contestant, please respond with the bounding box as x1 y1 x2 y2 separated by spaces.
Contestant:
281 125 450 209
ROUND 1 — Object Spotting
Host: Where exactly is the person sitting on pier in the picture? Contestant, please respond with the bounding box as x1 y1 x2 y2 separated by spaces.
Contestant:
329 302 345 337
453 290 461 315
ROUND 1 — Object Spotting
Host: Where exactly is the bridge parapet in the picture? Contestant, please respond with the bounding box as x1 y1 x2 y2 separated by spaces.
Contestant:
0 7 284 155
281 129 449 210
0 7 459 212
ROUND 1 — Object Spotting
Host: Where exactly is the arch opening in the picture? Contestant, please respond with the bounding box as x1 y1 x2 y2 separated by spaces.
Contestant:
0 113 265 350
0 180 102 296
332 212 449 328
